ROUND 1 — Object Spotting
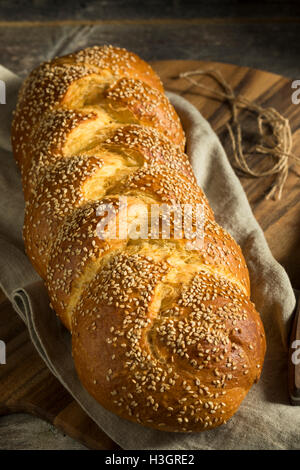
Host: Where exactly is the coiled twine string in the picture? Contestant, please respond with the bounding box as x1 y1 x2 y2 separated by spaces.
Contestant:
179 69 300 200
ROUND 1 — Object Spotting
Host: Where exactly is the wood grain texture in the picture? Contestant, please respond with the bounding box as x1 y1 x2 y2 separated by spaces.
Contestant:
1 0 300 22
154 60 300 290
1 22 300 79
0 59 299 449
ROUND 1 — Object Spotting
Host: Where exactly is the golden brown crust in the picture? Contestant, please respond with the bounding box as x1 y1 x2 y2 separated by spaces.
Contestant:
100 125 193 180
21 110 99 200
23 155 105 278
72 254 265 432
104 78 185 149
12 45 266 433
66 45 164 92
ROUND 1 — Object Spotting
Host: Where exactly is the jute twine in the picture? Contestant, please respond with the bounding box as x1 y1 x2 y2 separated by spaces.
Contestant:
179 69 300 200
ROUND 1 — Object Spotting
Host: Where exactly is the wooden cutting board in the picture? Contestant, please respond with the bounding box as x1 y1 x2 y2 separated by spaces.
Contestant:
0 60 299 450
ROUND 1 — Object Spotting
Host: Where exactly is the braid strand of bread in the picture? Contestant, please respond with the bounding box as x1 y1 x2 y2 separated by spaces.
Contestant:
12 45 266 433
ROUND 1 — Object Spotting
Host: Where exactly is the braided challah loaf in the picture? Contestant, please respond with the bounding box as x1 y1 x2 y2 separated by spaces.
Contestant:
12 45 266 433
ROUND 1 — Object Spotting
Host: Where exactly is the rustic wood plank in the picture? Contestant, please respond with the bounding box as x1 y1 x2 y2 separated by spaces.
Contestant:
53 401 119 450
154 60 300 289
1 0 300 22
1 22 300 79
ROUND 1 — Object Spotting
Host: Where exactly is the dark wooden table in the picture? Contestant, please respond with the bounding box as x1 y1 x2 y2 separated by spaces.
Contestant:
1 1 300 79
1 0 300 450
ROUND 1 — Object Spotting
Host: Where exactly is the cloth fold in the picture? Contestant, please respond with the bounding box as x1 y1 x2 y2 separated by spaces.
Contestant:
0 65 298 450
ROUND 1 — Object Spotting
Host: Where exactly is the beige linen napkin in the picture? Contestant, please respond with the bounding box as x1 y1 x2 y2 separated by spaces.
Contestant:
0 64 298 450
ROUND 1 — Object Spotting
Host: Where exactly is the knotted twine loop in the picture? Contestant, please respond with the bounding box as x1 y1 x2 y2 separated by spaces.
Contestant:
179 69 300 200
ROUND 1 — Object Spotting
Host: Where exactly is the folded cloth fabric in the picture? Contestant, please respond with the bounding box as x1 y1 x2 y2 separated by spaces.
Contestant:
0 64 298 450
